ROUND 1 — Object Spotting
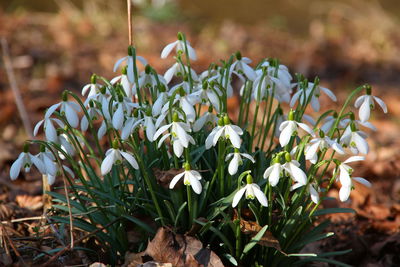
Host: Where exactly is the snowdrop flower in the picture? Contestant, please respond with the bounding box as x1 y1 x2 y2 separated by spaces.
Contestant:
320 114 338 134
138 65 167 90
36 146 57 177
279 110 314 147
152 86 168 117
340 122 369 154
169 163 202 194
354 85 387 122
290 82 336 112
189 81 221 112
111 95 138 130
193 108 218 132
82 74 102 98
33 113 65 143
111 66 133 98
225 148 255 175
263 156 284 186
205 115 243 149
121 111 143 140
10 144 45 180
232 174 268 207
161 32 197 60
229 52 256 81
143 115 157 142
163 63 198 84
101 141 139 175
153 113 195 157
46 92 81 128
58 134 76 158
160 88 197 123
305 130 345 164
335 156 370 202
340 117 377 132
80 100 102 132
282 154 308 186
113 46 147 83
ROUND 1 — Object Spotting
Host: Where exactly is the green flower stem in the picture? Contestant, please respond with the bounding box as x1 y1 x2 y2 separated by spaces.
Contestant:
260 88 276 150
131 138 165 226
182 34 194 92
235 204 242 259
187 185 193 224
238 81 250 127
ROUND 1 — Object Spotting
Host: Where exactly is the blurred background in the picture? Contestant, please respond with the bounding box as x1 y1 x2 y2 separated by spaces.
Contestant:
0 0 399 265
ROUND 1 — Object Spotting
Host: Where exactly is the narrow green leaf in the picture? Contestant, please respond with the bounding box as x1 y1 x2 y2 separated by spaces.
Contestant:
122 215 155 234
312 208 355 216
241 225 268 257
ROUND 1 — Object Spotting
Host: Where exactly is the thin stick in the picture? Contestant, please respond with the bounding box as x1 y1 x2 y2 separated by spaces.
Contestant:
127 0 133 46
1 38 33 139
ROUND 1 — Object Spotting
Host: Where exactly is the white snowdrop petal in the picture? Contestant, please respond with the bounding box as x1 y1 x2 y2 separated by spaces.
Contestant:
241 153 255 163
173 140 184 157
232 187 247 208
354 95 366 108
297 122 314 135
145 118 156 142
253 186 268 207
339 186 351 202
45 119 58 142
45 103 61 118
113 56 127 72
279 123 294 147
161 41 178 59
30 155 46 174
175 124 189 147
120 151 139 169
112 105 124 130
359 100 371 122
47 174 56 185
321 87 337 101
228 154 239 175
187 45 197 60
269 164 281 187
188 174 202 194
157 133 171 148
373 96 387 113
353 177 371 187
43 155 57 176
227 127 242 148
10 155 24 180
101 151 115 175
169 172 185 189
309 185 319 204
353 133 369 154
33 120 44 137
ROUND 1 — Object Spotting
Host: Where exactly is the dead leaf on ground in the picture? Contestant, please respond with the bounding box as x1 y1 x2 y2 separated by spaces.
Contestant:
15 194 43 211
153 168 183 189
123 227 224 267
233 210 285 255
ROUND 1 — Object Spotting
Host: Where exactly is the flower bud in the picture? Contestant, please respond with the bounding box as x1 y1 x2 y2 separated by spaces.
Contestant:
172 112 179 122
122 65 128 75
284 152 291 163
288 109 295 121
350 122 357 132
202 80 208 90
183 162 190 171
208 106 213 113
145 64 151 75
62 90 68 102
23 143 30 153
364 84 372 95
90 74 97 84
40 144 46 153
319 129 325 138
246 174 253 184
235 51 242 60
112 139 119 149
272 155 281 164
217 117 224 126
349 112 355 121
177 32 184 41
223 115 230 125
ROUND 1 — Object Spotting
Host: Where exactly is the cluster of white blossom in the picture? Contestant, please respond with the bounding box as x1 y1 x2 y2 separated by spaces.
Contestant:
10 32 387 208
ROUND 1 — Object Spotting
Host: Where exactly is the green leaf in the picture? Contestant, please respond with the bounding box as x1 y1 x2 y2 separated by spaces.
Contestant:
312 208 355 216
295 256 352 267
241 225 268 257
194 219 234 254
174 201 187 227
222 253 238 266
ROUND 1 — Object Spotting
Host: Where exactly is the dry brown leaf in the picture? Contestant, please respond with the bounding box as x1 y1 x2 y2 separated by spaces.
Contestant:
123 227 224 267
234 210 285 254
15 194 43 211
153 168 184 189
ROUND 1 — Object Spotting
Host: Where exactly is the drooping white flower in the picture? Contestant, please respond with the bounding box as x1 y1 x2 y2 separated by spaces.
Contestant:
113 47 147 83
82 74 102 98
161 33 197 60
263 157 284 186
153 114 195 157
111 96 138 130
340 123 369 154
278 110 314 147
169 163 202 194
80 100 102 132
225 149 255 175
193 109 218 132
305 131 345 164
189 82 221 112
101 144 139 176
290 82 336 112
205 116 243 149
33 115 64 143
46 93 81 128
36 148 57 177
46 165 75 185
10 145 45 180
121 114 143 140
283 158 308 186
354 86 387 122
229 52 256 81
335 156 370 202
111 66 133 98
232 174 268 207
291 182 320 204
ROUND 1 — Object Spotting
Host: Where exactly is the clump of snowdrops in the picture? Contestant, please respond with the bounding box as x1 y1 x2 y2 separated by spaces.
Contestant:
10 32 387 266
